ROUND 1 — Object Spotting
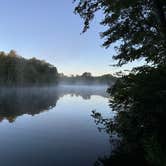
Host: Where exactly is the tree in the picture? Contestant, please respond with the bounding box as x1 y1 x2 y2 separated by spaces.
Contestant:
0 51 59 86
74 1 166 165
8 50 17 57
92 65 166 165
81 72 92 77
74 0 166 66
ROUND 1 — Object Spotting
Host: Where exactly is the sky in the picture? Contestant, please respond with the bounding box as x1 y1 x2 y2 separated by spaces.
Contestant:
0 0 142 76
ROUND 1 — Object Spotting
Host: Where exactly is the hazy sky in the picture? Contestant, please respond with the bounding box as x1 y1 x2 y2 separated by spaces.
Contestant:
0 0 142 76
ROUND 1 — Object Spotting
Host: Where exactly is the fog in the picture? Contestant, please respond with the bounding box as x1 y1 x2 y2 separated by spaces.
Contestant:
0 85 109 122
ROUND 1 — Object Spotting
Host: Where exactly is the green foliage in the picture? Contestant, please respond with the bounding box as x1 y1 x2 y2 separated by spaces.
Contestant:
74 1 166 165
74 0 166 66
92 66 166 165
0 51 58 86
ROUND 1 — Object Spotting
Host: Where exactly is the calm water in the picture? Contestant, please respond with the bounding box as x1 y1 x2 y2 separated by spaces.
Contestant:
0 86 114 166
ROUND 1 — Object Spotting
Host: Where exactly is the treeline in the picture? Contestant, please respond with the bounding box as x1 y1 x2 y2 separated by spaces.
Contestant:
0 50 58 86
59 72 116 85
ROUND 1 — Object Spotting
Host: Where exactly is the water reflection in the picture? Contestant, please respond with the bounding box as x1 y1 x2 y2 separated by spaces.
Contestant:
57 85 108 99
0 85 110 166
0 85 108 123
0 87 59 122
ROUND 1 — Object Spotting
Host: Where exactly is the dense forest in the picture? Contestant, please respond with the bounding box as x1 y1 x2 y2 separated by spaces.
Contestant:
59 72 116 85
0 50 58 86
0 50 115 86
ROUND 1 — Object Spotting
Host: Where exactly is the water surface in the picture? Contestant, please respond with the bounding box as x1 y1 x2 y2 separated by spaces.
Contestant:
0 86 113 166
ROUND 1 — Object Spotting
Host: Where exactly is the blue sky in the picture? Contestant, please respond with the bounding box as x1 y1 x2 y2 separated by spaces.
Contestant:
0 0 142 76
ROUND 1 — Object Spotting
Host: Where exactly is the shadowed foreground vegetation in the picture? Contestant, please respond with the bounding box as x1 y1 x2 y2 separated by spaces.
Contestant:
75 0 166 165
0 50 58 86
92 65 166 166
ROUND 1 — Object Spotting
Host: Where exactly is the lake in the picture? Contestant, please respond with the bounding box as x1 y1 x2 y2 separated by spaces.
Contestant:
0 85 114 166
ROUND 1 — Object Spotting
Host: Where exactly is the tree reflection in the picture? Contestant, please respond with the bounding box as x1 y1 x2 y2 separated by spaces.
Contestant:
57 85 108 100
0 86 107 123
0 87 59 122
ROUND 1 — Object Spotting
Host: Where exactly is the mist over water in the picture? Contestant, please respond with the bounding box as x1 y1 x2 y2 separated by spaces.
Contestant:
0 85 113 166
